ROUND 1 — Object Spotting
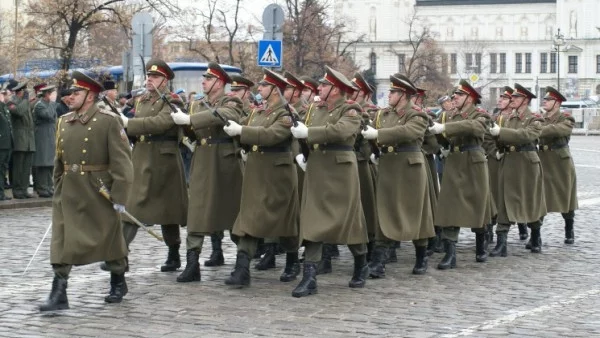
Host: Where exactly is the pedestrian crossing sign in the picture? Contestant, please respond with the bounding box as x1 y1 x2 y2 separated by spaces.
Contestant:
257 40 282 67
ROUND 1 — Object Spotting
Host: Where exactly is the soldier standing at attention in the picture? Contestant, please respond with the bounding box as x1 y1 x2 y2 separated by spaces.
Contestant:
120 59 189 272
489 84 546 255
290 66 369 297
0 87 13 200
32 84 57 198
538 87 578 244
39 71 133 311
170 62 244 282
428 80 492 269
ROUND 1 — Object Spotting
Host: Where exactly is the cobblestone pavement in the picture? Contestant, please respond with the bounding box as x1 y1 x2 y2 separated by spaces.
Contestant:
1 136 600 337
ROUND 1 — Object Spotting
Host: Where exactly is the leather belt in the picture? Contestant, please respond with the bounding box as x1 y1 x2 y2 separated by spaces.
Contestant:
311 144 353 152
504 144 537 152
137 135 177 143
539 143 568 151
250 145 291 153
64 164 109 172
450 144 483 153
380 145 421 154
198 137 234 146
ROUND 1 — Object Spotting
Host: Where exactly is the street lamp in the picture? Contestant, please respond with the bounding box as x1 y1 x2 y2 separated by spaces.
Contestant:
553 28 565 92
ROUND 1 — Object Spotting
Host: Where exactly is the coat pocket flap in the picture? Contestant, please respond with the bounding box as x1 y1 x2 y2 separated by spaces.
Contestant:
273 156 292 166
407 155 425 165
470 152 487 163
159 146 177 155
526 152 541 163
335 153 355 164
557 148 571 159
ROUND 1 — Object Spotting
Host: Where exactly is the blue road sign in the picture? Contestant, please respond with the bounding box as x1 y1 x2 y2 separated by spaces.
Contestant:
257 40 282 68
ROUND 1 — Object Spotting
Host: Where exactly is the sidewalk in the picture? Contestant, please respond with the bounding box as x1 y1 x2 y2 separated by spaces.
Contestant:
0 188 53 210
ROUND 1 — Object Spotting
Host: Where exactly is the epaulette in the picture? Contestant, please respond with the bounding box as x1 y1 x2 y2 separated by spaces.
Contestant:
563 112 571 117
533 113 543 118
226 92 235 97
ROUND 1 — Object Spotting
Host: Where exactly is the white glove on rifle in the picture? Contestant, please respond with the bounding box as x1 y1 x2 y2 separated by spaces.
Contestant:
495 151 504 161
171 108 190 125
291 122 308 139
361 125 378 140
113 204 126 213
439 148 450 159
223 120 242 136
428 122 445 134
120 114 128 128
240 149 248 162
182 138 195 152
295 154 307 172
370 153 379 165
489 123 501 136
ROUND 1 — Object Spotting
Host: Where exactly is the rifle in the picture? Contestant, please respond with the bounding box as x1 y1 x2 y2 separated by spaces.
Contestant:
287 107 310 162
201 100 230 126
153 87 196 142
359 119 381 158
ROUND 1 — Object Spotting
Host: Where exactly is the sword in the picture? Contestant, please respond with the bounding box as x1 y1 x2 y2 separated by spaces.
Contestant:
23 221 52 275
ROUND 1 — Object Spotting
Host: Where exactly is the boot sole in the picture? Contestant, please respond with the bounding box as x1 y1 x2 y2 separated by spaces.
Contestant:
292 288 317 298
104 297 123 303
412 269 427 275
161 266 181 272
39 303 69 312
177 275 201 282
204 261 224 267
225 283 250 289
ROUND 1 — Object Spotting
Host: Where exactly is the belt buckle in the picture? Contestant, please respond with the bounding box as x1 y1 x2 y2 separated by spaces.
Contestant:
510 145 516 152
70 164 79 172
453 146 460 152
200 138 207 146
139 135 145 142
313 144 319 150
252 145 258 152
543 145 549 151
387 146 394 153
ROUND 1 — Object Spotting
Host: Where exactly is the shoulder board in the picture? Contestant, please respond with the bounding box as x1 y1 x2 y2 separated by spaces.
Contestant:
412 105 422 112
345 99 356 104
563 112 571 117
61 112 74 119
475 107 490 115
533 113 543 118
99 109 118 118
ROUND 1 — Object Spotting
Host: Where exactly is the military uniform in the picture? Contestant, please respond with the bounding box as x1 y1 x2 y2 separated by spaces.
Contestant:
32 85 57 197
7 81 35 199
0 95 12 200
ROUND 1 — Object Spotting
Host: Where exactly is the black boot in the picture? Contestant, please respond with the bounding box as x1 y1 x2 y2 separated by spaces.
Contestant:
486 223 495 244
366 241 374 262
368 246 387 278
292 263 318 297
490 231 507 257
317 244 332 275
39 275 69 311
254 238 265 259
349 254 369 288
225 251 251 288
100 257 129 273
530 228 542 253
564 219 575 244
426 236 436 257
386 246 398 263
104 273 128 303
280 252 301 282
412 246 428 275
437 239 456 270
475 232 488 262
177 250 201 282
434 229 444 253
518 223 529 240
161 244 181 272
330 244 340 258
204 235 224 267
254 243 276 270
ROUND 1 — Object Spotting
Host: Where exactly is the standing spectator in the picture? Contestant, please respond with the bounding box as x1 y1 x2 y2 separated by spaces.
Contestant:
32 85 57 197
0 85 13 200
56 89 72 118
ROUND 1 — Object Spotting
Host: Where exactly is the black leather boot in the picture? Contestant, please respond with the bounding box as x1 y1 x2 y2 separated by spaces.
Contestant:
518 223 529 240
177 250 201 282
39 275 69 311
204 234 224 267
434 228 444 253
426 236 437 257
530 228 542 253
437 239 456 270
161 244 181 272
564 219 574 244
349 254 369 288
367 241 374 262
254 243 276 270
368 246 387 278
475 232 488 262
386 246 398 263
412 246 428 275
317 244 332 275
280 252 301 282
253 238 265 259
292 263 318 297
490 231 507 257
486 223 494 244
104 273 128 303
330 244 340 258
225 251 251 288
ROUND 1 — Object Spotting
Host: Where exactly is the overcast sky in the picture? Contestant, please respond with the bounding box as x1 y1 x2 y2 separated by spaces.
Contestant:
174 0 279 26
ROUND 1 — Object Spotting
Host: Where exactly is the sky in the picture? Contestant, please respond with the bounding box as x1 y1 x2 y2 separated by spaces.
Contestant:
173 0 279 27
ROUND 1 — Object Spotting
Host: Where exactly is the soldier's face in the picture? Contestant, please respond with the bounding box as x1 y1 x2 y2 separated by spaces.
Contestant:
497 96 510 110
257 84 273 99
146 74 166 92
542 97 558 112
317 83 333 99
354 90 366 103
283 87 295 101
230 88 245 100
509 96 525 109
441 100 453 110
388 90 402 106
68 90 92 111
301 88 313 102
202 76 222 94
452 92 467 107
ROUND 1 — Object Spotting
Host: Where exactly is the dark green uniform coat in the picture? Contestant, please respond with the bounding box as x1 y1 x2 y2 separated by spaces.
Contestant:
8 96 35 152
290 100 309 202
355 102 378 235
125 92 188 225
0 102 12 150
51 105 133 264
421 109 441 214
232 101 299 238
186 94 243 234
486 111 512 215
300 98 368 245
496 108 546 224
538 111 578 213
375 101 435 240
33 99 57 166
435 105 492 228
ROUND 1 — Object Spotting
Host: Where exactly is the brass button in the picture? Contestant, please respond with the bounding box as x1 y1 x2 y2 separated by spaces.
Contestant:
81 161 86 164
252 145 258 152
140 135 145 142
387 146 394 153
453 146 460 152
80 172 85 176
82 149 87 153
543 145 549 151
92 118 97 122
84 138 88 142
200 138 207 145
88 127 92 131
510 146 516 152
313 144 319 150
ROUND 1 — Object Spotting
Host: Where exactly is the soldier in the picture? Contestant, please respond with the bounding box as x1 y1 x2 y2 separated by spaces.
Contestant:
120 59 189 272
489 84 546 255
300 76 319 104
170 62 243 282
428 80 492 269
0 85 12 200
39 71 133 311
230 74 257 116
32 84 57 198
363 74 435 276
102 79 120 111
538 87 578 244
220 69 300 287
289 66 369 297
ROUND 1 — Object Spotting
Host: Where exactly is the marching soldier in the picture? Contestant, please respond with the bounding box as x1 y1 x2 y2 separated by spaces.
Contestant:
170 62 244 282
300 76 319 104
230 74 257 116
538 87 578 244
120 59 189 272
32 84 57 198
428 80 492 268
362 74 435 276
289 66 369 297
39 71 133 311
489 84 546 255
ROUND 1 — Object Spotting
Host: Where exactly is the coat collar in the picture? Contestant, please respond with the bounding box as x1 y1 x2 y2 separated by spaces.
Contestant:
66 104 99 124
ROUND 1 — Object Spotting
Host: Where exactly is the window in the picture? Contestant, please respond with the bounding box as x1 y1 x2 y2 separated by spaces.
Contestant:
490 87 499 100
398 54 406 73
475 53 482 73
369 52 377 74
568 55 578 73
596 55 600 73
540 53 548 73
515 53 522 73
525 53 531 73
490 53 497 74
466 53 473 70
450 53 457 74
499 53 506 73
441 54 448 74
550 53 557 73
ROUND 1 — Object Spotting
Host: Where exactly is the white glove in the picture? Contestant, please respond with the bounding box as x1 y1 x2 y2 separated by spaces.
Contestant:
361 125 378 140
113 204 126 213
313 96 321 102
489 123 501 136
495 151 504 161
440 148 450 159
291 122 308 139
428 122 445 134
182 137 195 152
295 154 307 171
240 149 248 162
223 120 242 136
120 114 128 128
370 153 379 165
170 109 191 125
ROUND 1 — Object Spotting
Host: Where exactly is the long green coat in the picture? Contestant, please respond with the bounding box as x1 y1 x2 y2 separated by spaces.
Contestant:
186 94 243 234
356 101 378 235
421 110 441 215
538 111 578 213
33 99 57 166
496 108 546 224
375 101 435 241
435 105 492 228
486 111 512 216
291 101 308 202
232 100 299 238
125 92 188 225
300 98 368 245
0 102 11 150
8 96 35 152
51 105 133 265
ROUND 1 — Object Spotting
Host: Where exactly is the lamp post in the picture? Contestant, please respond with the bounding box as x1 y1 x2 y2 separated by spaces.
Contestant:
553 28 565 92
